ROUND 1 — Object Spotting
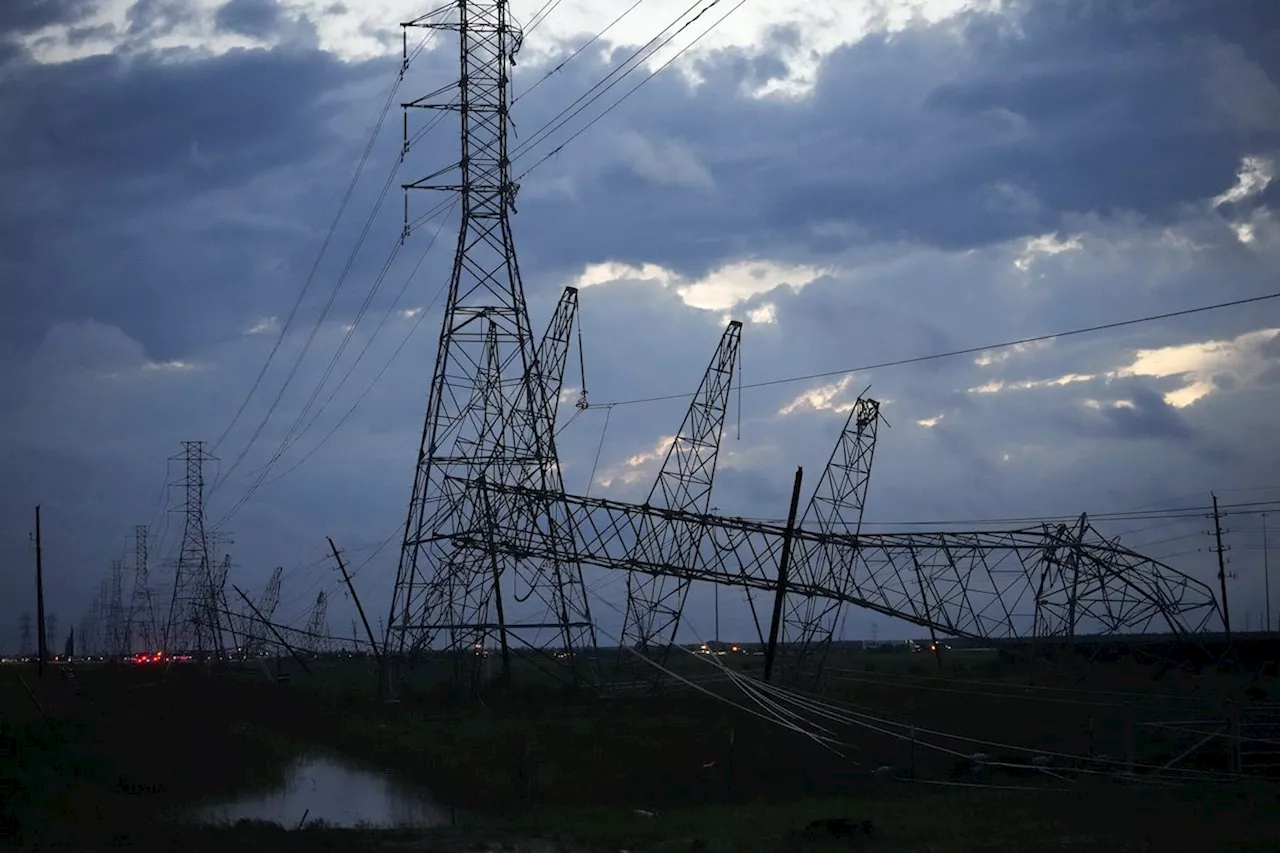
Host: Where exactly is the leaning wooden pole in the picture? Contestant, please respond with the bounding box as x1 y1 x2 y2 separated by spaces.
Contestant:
35 505 47 678
764 467 804 682
232 585 311 676
328 536 384 695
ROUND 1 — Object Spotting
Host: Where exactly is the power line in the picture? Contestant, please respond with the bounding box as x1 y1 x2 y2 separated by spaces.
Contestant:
207 4 737 511
596 291 1280 408
208 33 456 501
516 0 749 181
512 0 650 106
856 500 1280 530
524 0 566 35
509 0 712 164
214 5 678 504
259 203 460 487
255 201 458 469
211 41 429 454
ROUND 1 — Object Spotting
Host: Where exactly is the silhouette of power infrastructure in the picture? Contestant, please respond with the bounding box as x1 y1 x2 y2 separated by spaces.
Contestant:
381 0 1223 695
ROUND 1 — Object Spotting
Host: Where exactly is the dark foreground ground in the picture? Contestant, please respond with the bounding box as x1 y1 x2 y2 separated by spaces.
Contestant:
3 651 1280 852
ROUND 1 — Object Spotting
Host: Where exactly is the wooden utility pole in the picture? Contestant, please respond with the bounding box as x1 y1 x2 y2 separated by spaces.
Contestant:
764 466 804 683
328 537 382 669
232 585 311 676
1263 513 1272 633
34 505 47 678
1212 493 1232 643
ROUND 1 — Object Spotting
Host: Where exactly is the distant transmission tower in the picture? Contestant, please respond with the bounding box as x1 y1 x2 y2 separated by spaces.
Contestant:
46 613 58 657
18 612 32 658
386 1 594 689
129 524 158 653
87 593 103 657
77 613 91 658
163 441 228 657
108 559 126 657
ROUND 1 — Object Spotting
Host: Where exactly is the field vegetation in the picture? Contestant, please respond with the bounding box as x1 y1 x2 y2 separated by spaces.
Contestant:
3 644 1279 851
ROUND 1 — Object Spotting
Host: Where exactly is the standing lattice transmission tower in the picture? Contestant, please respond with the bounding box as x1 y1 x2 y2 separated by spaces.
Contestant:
128 524 158 654
107 559 127 657
386 1 594 689
163 441 228 658
18 612 32 659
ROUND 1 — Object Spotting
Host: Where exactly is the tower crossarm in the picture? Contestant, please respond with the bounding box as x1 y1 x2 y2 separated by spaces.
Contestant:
450 478 1223 644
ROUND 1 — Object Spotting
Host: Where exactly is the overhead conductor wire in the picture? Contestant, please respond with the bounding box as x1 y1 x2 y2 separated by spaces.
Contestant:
209 0 748 522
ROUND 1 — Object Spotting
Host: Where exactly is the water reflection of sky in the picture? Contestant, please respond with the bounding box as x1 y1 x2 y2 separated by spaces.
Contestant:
201 755 450 828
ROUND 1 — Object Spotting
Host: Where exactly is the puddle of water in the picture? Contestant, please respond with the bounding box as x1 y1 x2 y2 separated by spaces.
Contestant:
200 755 452 829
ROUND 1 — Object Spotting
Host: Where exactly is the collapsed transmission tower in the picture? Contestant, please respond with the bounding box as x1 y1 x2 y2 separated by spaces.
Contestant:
377 4 1225 694
453 394 1223 689
778 397 882 683
211 553 238 651
237 567 282 658
386 1 594 687
617 321 741 683
163 441 229 657
306 591 329 655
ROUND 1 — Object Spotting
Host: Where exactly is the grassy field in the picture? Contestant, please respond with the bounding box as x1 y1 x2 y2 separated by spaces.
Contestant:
3 646 1279 851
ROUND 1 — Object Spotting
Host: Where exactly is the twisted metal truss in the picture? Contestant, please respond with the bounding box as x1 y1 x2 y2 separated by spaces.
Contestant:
379 2 1222 693
618 321 741 679
778 398 881 683
236 566 283 658
387 2 594 688
453 477 1222 649
306 591 330 655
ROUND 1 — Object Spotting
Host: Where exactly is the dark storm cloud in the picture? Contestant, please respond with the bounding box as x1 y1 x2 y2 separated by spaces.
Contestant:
214 0 285 39
1001 0 1280 79
1257 364 1280 386
126 0 197 37
1090 384 1195 441
2 1 1279 641
0 42 412 361
1 47 360 201
67 23 116 46
5 0 1275 364
514 0 1280 277
0 0 96 34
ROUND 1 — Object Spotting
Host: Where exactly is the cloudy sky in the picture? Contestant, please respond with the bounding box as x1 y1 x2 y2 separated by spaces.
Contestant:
2 0 1279 653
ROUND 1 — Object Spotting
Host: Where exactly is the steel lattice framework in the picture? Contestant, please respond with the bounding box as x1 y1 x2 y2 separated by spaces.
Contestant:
778 398 881 683
616 321 741 683
306 591 330 655
163 440 230 657
453 476 1222 658
387 1 594 687
383 1 1222 692
128 524 159 654
237 566 283 658
107 559 126 657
